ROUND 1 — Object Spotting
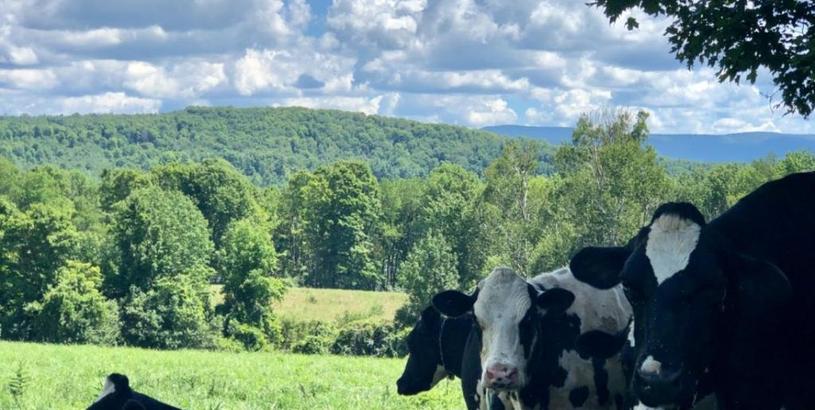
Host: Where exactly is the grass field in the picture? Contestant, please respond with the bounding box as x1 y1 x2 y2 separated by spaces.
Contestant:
275 287 407 322
211 286 408 322
0 341 461 409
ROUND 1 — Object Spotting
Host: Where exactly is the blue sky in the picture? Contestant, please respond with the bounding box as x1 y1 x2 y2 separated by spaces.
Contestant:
0 0 812 134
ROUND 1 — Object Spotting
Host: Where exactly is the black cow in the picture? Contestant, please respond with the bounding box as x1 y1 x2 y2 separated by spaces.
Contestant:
571 171 815 410
87 373 181 410
433 267 631 410
397 305 511 409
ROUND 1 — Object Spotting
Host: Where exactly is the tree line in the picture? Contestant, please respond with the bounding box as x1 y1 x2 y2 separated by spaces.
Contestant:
0 109 812 351
0 106 527 186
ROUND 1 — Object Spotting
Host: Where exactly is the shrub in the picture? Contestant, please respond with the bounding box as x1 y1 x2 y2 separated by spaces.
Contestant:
292 335 333 354
226 322 269 352
26 261 120 345
279 318 337 352
331 320 404 357
121 274 215 349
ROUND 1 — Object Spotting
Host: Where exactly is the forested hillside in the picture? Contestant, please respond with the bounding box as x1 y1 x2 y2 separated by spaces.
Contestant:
1 109 812 354
0 107 545 185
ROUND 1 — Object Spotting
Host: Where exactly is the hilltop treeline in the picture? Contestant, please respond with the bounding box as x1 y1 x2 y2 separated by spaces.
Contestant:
0 110 812 352
0 106 545 185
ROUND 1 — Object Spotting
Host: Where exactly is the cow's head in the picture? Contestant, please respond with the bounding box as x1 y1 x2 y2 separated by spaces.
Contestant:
87 373 131 410
433 267 574 391
571 202 791 407
396 306 450 395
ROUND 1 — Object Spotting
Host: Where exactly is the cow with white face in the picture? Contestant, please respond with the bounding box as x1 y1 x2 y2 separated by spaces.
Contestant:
571 172 815 410
434 266 631 410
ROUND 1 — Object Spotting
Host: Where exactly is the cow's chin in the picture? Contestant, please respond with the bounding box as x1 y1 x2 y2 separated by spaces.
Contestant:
482 373 527 392
634 371 697 408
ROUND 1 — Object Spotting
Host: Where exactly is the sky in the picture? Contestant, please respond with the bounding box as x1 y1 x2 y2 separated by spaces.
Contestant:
0 0 812 134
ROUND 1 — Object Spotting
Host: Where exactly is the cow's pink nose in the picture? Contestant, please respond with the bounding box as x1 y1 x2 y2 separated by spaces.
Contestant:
484 364 518 388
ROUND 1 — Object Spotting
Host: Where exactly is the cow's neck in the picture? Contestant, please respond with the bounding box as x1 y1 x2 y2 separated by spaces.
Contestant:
517 312 581 409
439 314 471 377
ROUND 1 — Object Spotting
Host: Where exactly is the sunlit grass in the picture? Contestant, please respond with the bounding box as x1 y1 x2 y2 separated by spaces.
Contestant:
0 341 461 410
210 286 408 322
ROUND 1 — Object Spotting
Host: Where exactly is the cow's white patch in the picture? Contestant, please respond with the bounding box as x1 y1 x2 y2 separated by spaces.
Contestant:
633 404 661 410
473 267 532 388
627 318 636 348
640 355 662 375
646 214 701 284
95 377 116 403
532 267 632 335
430 365 448 387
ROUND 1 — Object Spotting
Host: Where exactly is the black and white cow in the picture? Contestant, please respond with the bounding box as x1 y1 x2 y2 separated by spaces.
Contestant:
87 373 181 410
571 171 815 410
396 305 512 409
433 266 632 410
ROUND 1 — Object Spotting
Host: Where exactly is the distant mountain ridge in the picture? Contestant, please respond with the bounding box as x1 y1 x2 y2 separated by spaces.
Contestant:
483 125 815 162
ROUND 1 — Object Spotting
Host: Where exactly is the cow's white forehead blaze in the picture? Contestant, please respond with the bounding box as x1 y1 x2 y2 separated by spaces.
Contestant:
473 267 532 386
473 267 531 327
645 214 701 285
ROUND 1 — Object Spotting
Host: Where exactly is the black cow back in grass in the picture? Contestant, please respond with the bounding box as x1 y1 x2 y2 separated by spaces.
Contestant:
87 373 181 410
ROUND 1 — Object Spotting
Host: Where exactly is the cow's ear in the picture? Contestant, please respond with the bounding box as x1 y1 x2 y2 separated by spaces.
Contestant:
420 305 439 326
724 252 792 324
575 329 628 360
432 290 474 317
536 288 575 314
570 246 629 289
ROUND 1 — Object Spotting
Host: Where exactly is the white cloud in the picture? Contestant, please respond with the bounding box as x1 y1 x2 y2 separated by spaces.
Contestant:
274 94 397 115
0 90 161 115
59 92 162 114
1 45 38 65
327 0 426 50
465 98 517 126
0 68 58 90
123 60 226 98
0 0 810 135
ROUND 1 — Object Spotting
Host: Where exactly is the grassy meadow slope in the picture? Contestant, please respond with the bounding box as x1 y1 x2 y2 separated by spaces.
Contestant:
210 286 408 322
274 287 407 322
0 341 460 410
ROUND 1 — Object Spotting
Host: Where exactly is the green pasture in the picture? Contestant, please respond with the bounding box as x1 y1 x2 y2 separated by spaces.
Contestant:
0 341 461 409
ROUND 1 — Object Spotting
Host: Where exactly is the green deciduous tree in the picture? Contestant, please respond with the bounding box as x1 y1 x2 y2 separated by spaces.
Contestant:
276 171 319 281
377 178 425 288
303 161 383 289
218 218 287 349
0 201 80 338
110 186 214 297
396 229 459 323
482 141 543 275
553 110 671 250
417 163 487 288
153 159 265 246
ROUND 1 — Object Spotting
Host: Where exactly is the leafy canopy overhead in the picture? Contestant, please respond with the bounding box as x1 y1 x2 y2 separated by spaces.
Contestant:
591 0 815 116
